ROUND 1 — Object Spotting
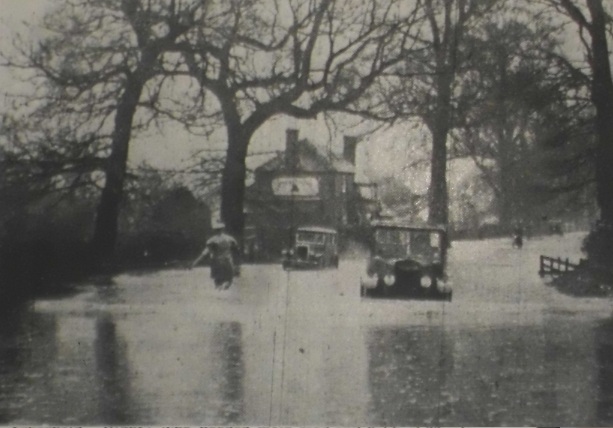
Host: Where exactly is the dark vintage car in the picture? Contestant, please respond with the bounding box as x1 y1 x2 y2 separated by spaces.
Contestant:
360 220 452 300
282 226 339 269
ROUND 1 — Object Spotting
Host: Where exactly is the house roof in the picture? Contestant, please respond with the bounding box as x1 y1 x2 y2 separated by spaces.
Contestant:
256 139 355 174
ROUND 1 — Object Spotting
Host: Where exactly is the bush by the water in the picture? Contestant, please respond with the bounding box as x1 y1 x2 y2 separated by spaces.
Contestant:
549 222 613 297
0 238 94 305
550 265 613 297
582 221 613 269
0 183 210 305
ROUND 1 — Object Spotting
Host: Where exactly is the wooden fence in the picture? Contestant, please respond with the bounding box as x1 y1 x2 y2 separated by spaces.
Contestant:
539 255 585 276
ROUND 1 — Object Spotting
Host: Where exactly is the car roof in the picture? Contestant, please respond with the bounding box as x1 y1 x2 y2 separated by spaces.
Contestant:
371 219 446 232
296 226 338 234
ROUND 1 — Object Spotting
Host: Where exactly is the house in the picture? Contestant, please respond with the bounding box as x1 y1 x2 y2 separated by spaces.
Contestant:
245 128 379 258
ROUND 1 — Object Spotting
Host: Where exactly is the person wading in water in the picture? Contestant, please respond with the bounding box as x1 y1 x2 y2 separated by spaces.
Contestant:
190 221 240 290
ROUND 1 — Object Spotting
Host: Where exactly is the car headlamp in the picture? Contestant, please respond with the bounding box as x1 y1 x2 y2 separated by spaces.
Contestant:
437 279 452 293
383 274 395 286
420 275 433 288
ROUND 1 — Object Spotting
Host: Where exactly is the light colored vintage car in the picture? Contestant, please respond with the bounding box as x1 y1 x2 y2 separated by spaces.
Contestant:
282 226 339 269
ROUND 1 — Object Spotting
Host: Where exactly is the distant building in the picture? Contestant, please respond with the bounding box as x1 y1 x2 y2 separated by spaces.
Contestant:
245 128 379 258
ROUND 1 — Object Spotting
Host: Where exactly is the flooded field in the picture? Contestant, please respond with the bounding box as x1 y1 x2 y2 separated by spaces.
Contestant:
1 233 612 425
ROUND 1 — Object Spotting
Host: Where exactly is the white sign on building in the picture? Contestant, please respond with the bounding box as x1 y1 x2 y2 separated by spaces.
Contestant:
271 176 319 198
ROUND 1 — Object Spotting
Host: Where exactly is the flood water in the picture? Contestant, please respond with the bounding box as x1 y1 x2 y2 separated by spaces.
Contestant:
0 234 612 425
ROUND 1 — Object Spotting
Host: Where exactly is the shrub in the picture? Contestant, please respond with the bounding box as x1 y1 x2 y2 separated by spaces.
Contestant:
0 238 94 304
582 220 613 270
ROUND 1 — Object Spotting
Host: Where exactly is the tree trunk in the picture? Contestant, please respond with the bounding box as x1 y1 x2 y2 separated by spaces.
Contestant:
91 79 143 262
427 73 452 227
495 50 514 229
496 119 519 230
220 122 250 244
587 0 613 225
428 124 449 226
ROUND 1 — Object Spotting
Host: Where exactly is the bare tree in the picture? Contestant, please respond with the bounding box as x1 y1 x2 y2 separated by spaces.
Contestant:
452 18 593 227
381 0 503 226
544 0 613 227
2 0 208 261
174 0 424 241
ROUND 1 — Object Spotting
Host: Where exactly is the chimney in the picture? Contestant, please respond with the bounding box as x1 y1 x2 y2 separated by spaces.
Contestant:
285 128 299 171
343 135 359 165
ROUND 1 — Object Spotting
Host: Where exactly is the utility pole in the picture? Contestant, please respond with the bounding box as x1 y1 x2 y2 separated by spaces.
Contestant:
290 183 299 248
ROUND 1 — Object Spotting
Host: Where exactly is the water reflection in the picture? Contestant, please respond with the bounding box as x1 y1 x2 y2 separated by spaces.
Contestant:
94 314 133 424
0 308 59 424
210 322 245 424
113 316 246 425
0 309 135 424
365 320 603 426
0 306 250 425
3 289 613 425
0 307 35 423
365 326 454 426
596 317 613 425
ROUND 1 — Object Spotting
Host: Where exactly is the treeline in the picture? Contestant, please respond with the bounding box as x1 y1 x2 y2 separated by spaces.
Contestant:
0 168 210 303
1 0 613 296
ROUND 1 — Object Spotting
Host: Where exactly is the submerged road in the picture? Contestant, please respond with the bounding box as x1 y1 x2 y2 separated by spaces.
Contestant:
1 232 612 425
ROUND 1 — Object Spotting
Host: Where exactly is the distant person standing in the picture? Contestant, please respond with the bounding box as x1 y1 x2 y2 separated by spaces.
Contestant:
190 221 239 290
512 224 524 249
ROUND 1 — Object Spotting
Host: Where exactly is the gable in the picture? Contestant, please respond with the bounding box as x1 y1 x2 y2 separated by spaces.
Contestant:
256 139 354 174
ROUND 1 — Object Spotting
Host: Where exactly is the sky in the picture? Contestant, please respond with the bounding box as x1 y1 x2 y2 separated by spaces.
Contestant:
0 0 48 24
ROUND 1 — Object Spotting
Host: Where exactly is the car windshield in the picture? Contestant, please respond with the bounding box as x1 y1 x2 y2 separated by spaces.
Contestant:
374 228 442 259
296 231 327 244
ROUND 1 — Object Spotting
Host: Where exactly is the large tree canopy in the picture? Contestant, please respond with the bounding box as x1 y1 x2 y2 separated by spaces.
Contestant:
377 0 504 226
169 0 426 240
539 0 613 264
545 0 613 225
2 0 429 250
2 0 209 261
452 18 593 226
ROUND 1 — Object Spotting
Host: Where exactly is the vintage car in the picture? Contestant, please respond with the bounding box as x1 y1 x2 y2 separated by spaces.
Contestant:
360 220 452 300
282 226 339 269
